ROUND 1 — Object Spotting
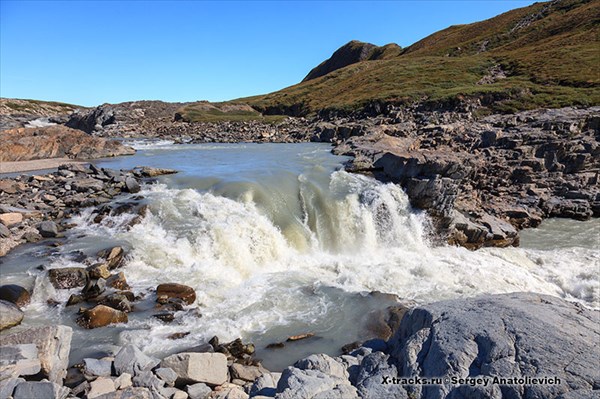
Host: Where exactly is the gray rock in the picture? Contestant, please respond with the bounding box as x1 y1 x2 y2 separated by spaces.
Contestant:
37 220 59 237
229 363 266 382
351 352 408 399
389 293 600 399
0 223 10 238
0 344 41 379
0 300 23 331
294 354 348 380
275 367 358 399
84 357 113 378
94 387 153 399
155 367 178 386
186 382 211 399
12 381 69 399
249 372 281 397
161 352 227 386
113 345 160 376
125 177 141 193
0 378 24 399
132 370 164 390
0 325 72 384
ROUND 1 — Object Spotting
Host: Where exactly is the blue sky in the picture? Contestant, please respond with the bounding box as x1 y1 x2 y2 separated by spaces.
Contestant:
1 1 537 106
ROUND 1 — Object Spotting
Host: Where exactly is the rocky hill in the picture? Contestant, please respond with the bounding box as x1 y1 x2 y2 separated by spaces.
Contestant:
0 98 83 131
302 40 401 82
241 0 599 115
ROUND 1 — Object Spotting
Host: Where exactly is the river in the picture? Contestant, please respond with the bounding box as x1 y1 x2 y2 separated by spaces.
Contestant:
1 141 598 370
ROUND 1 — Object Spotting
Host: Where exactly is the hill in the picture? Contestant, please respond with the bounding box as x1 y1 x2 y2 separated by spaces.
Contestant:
239 0 600 115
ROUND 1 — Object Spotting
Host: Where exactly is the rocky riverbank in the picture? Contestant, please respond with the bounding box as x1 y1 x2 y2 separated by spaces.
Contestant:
1 292 597 398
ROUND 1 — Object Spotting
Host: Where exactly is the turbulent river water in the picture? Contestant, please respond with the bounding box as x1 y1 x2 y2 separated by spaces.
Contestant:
1 142 598 370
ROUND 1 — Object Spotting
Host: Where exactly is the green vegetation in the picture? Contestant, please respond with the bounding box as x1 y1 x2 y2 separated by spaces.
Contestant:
176 102 287 123
1 98 82 113
236 0 599 115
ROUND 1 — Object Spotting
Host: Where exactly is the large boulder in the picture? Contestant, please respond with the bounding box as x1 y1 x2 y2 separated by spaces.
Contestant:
0 325 72 384
388 293 600 399
161 352 227 386
0 300 23 330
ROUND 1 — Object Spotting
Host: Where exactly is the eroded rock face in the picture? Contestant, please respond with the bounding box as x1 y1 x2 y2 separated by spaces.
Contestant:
0 125 135 162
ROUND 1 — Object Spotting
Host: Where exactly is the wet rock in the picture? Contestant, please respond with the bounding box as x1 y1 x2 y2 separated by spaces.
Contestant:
97 246 126 269
0 284 31 308
186 382 211 399
156 283 196 305
88 377 116 398
286 333 315 342
0 325 72 384
136 167 178 177
77 304 128 329
37 220 59 237
100 293 133 313
161 352 228 386
0 212 23 227
12 381 70 399
84 358 113 378
106 272 130 290
48 267 88 289
113 345 160 376
0 344 41 379
66 294 84 306
125 177 141 193
153 312 175 322
88 263 112 279
0 300 24 330
168 332 191 340
82 278 107 299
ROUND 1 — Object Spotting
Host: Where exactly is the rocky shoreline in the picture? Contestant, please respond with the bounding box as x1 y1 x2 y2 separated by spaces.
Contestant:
1 292 597 398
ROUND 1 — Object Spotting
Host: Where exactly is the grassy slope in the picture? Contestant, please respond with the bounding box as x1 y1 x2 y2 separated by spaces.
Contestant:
238 0 600 115
0 98 83 115
177 101 286 123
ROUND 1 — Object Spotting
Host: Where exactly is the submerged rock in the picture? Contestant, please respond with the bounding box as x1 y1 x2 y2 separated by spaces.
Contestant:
0 284 31 308
156 283 196 305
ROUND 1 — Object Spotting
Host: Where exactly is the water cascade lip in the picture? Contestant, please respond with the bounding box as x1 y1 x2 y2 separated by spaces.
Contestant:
1 143 597 370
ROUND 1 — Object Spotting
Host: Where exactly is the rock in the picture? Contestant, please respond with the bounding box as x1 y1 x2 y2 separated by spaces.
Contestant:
97 246 126 269
293 354 348 380
77 305 128 329
125 177 141 193
48 267 88 289
275 367 358 399
0 212 23 227
156 283 196 305
0 344 41 379
132 370 164 390
388 293 600 399
286 333 314 342
88 377 116 399
106 272 130 290
114 373 133 390
173 389 189 399
0 223 10 238
37 220 59 237
82 278 107 299
100 293 133 313
229 363 266 382
12 381 70 399
72 178 104 192
136 167 178 177
66 294 84 306
88 263 112 279
0 378 24 399
155 367 178 386
84 358 113 378
0 325 72 384
351 352 407 399
0 284 31 308
209 383 249 399
249 372 281 398
93 387 153 398
186 382 211 399
161 352 228 386
113 345 160 376
0 300 24 330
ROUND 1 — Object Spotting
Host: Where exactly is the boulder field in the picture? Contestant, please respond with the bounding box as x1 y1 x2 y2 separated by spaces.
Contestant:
0 293 597 398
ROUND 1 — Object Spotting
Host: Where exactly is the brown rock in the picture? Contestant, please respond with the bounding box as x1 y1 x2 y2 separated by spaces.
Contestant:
106 272 130 290
156 283 196 305
77 305 128 329
87 263 111 279
48 267 88 289
0 284 31 308
287 333 315 342
97 246 125 269
0 212 23 227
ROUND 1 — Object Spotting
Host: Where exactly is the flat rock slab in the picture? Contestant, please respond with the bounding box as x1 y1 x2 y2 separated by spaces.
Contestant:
161 352 227 386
